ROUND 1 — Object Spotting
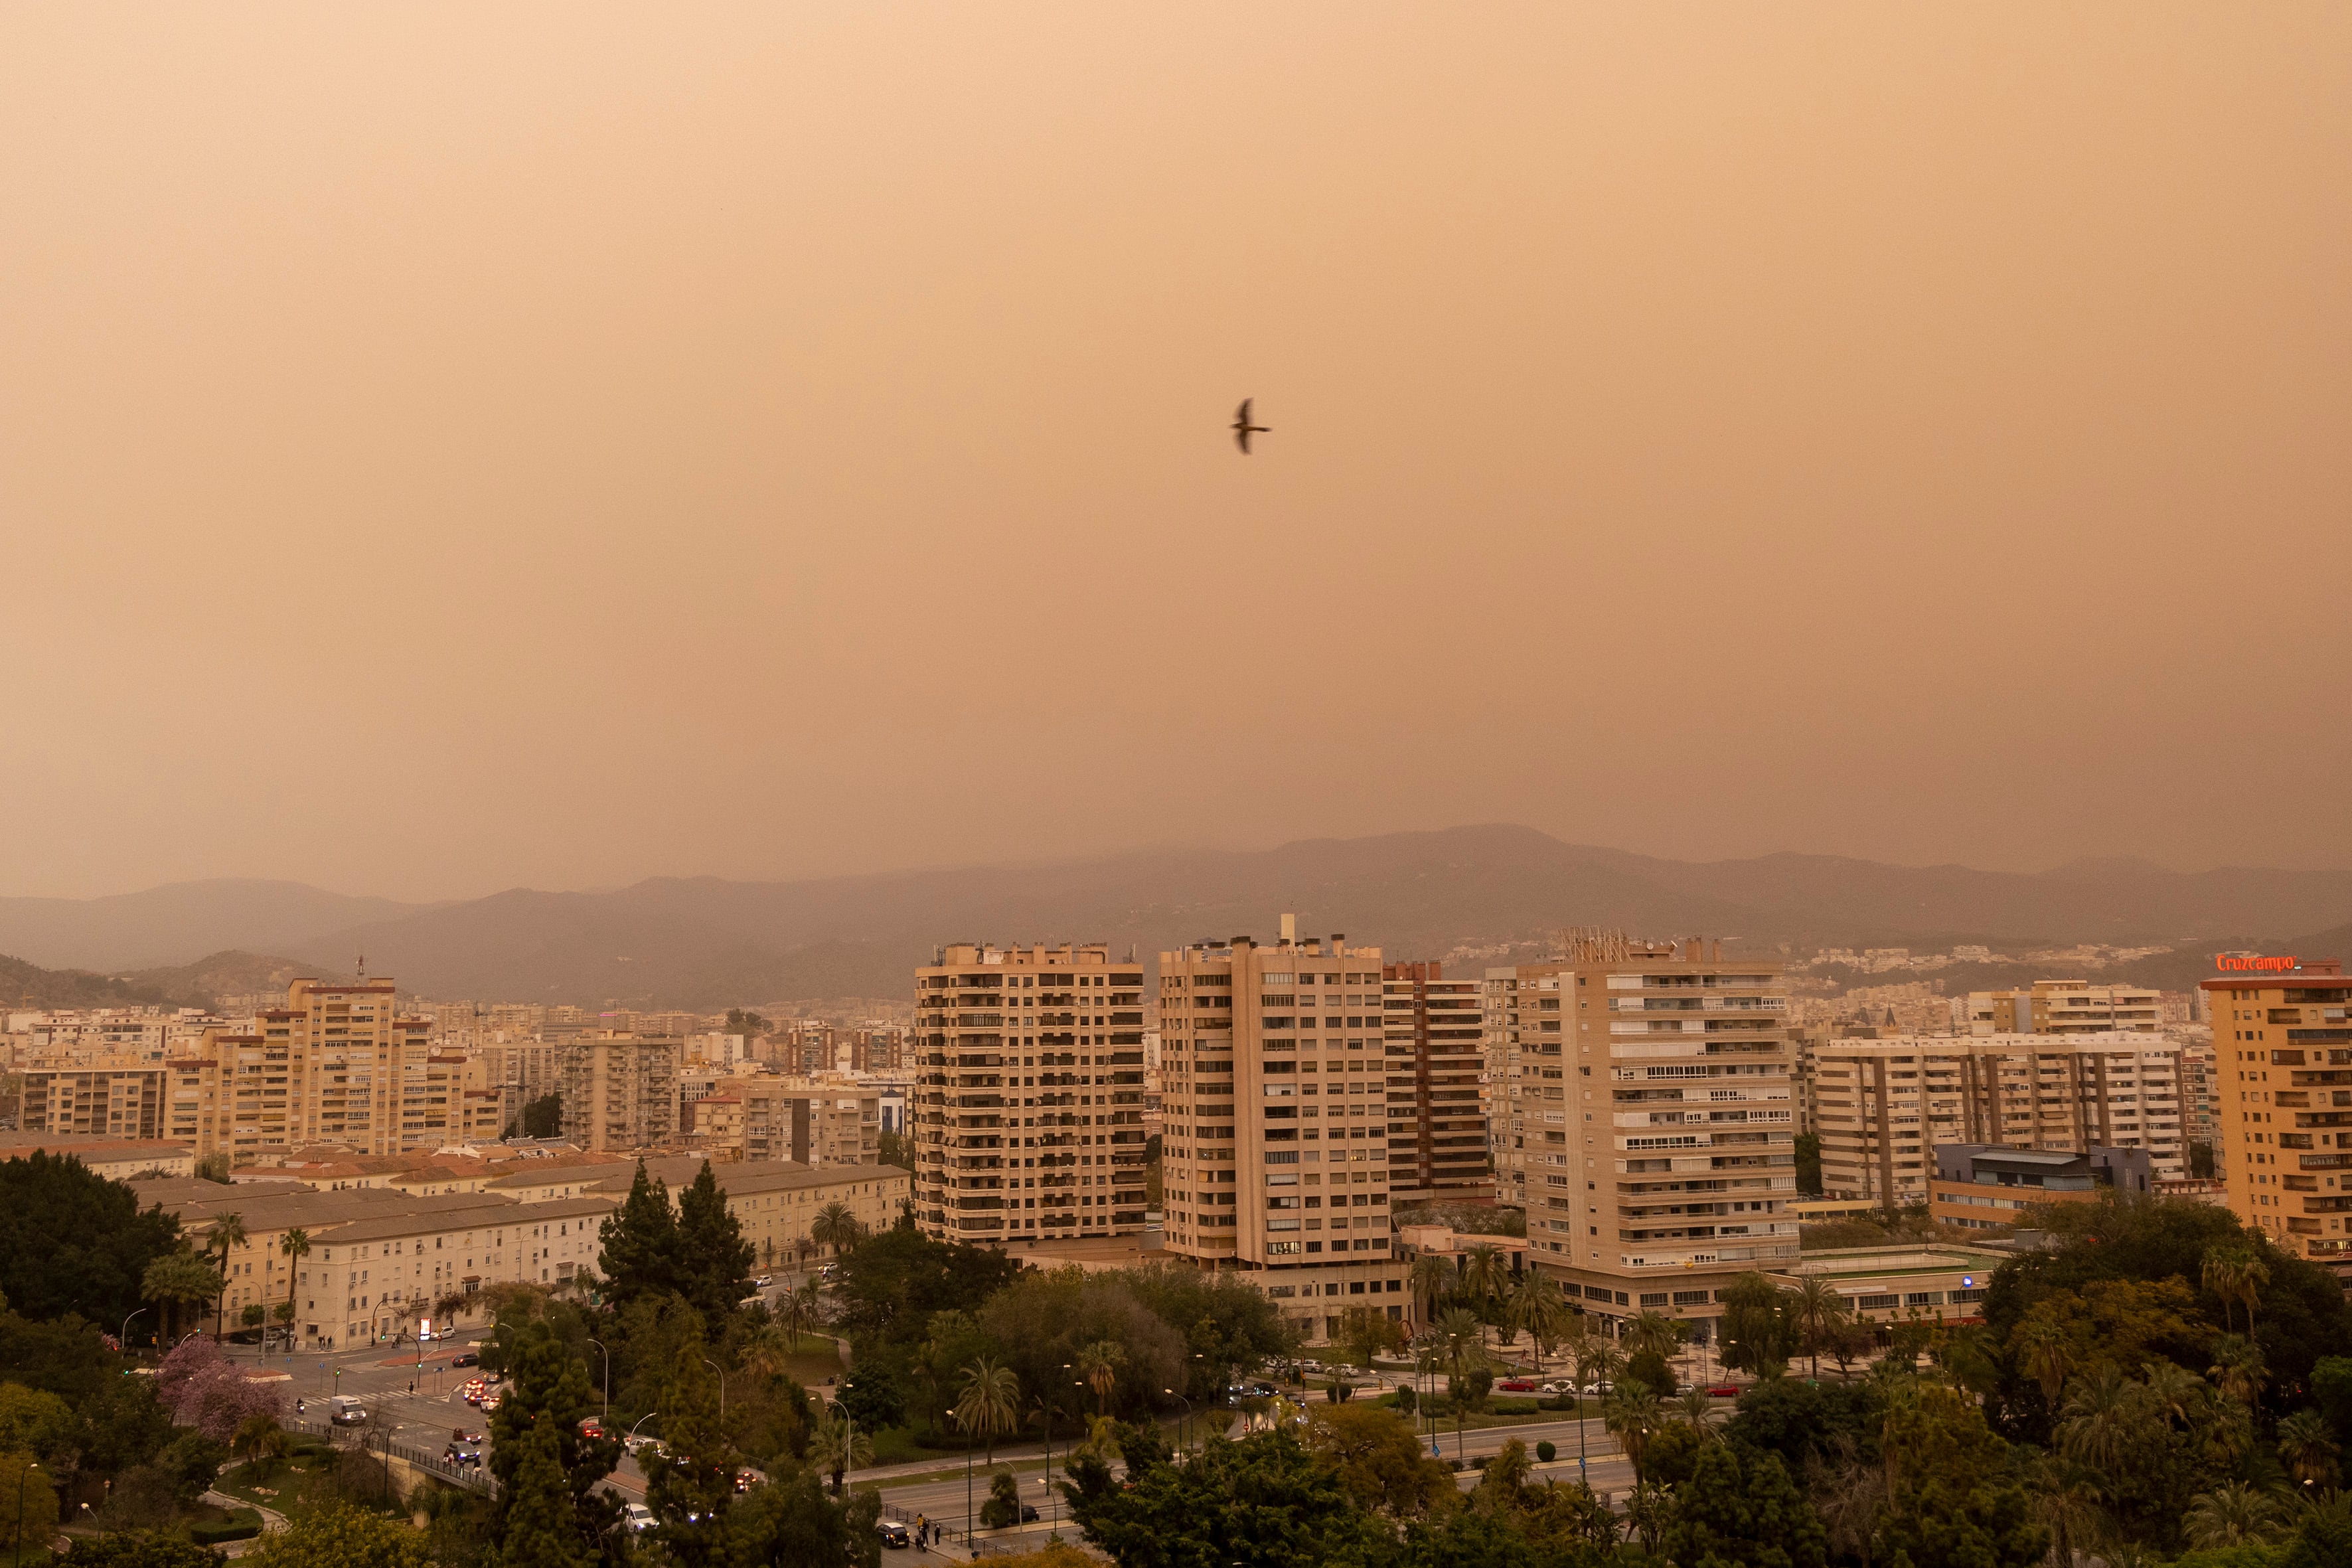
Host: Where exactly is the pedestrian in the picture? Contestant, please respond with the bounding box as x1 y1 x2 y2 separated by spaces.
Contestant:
915 1514 927 1553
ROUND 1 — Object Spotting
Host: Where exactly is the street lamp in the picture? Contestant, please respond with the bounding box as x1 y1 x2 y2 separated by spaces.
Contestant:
588 1339 611 1423
702 1358 724 1421
16 1459 39 1564
120 1308 147 1356
1163 1389 1191 1458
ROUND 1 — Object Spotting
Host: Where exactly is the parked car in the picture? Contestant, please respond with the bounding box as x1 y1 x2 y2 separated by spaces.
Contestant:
328 1395 368 1427
444 1435 484 1466
1537 1381 1575 1397
1496 1379 1537 1393
1019 1505 1040 1524
1705 1385 1740 1399
624 1504 655 1533
876 1520 911 1548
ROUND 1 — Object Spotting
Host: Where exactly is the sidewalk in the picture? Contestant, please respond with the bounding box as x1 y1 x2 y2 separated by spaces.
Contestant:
201 1487 289 1559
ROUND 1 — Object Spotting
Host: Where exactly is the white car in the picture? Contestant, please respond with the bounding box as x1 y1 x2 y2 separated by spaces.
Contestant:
624 1503 655 1533
753 1275 773 1288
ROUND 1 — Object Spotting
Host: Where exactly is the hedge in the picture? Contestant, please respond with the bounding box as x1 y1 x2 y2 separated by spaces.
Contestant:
190 1509 263 1545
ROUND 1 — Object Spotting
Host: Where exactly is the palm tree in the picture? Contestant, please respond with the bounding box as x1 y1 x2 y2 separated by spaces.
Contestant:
2057 1366 2152 1480
278 1227 310 1347
1075 1340 1125 1418
807 1402 874 1494
2028 1458 2101 1568
1502 1273 1568 1373
2209 1333 2268 1407
2145 1360 2207 1431
1457 1245 1507 1321
232 1414 292 1481
2278 1409 2342 1488
740 1322 795 1381
1603 1384 1662 1484
1788 1277 1848 1378
142 1248 222 1345
2203 1249 2247 1332
204 1212 247 1342
1409 1252 1456 1328
2015 1317 2073 1406
811 1202 862 1259
954 1356 1022 1464
1624 1310 1684 1364
1673 1387 1721 1442
777 1280 822 1349
2184 1482 2288 1549
1435 1307 1488 1459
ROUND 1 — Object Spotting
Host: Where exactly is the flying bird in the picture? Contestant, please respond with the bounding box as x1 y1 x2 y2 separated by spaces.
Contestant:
1231 398 1269 455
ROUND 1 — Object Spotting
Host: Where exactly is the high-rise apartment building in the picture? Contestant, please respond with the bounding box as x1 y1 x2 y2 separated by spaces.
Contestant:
1488 933 1798 1340
694 1077 880 1167
1968 980 2161 1035
1158 921 1406 1340
162 980 433 1160
1810 1034 2185 1204
1482 959 1571 1214
17 1061 166 1140
2201 960 2351 1277
911 943 1149 1245
1379 965 1493 1203
559 1036 680 1152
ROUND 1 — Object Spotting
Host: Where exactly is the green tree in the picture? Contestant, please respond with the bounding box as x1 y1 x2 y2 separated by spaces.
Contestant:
1063 1427 1387 1568
954 1357 1021 1464
0 1150 184 1328
0 1451 58 1563
493 1416 592 1568
594 1160 686 1311
811 1202 863 1258
981 1466 1024 1529
2276 1409 2339 1488
1603 1383 1662 1484
0 1385 74 1463
726 1468 870 1568
1455 1245 1507 1320
1719 1271 1796 1373
643 1340 734 1568
1660 1443 1828 1568
1407 1253 1454 1328
827 1225 1023 1352
1303 1403 1452 1520
2185 1482 2289 1550
56 1533 223 1568
676 1161 755 1326
485 1318 620 1555
140 1249 222 1347
1795 1131 1824 1197
518 1093 563 1139
279 1227 311 1338
242 1502 433 1568
1336 1304 1407 1373
1788 1275 1849 1379
201 1212 246 1344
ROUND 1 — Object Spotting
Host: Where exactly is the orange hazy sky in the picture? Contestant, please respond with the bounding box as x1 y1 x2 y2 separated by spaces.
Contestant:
3 5 2347 902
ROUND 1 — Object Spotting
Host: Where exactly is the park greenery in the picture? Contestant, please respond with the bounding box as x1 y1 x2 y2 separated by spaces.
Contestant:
6 1141 2352 1567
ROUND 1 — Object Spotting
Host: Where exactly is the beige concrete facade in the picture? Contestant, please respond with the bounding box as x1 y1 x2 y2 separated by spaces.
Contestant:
1380 965 1494 1204
1159 922 1406 1342
16 1059 167 1140
558 1036 679 1152
1812 1033 2186 1204
1968 979 2162 1035
1496 933 1799 1342
2202 962 2352 1275
911 943 1148 1246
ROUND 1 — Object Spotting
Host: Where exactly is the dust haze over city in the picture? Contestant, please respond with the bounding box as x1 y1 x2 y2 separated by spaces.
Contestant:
4 9 2352 1567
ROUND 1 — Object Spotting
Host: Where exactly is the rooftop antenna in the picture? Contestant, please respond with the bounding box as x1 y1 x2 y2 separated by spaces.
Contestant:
356 952 366 980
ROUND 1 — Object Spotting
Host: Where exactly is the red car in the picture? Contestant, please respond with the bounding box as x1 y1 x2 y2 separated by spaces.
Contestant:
578 1417 605 1439
1705 1385 1740 1398
1495 1379 1537 1393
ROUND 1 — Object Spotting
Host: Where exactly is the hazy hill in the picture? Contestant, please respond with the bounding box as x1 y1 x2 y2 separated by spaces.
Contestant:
285 826 2352 1008
7 828 2349 1009
0 949 314 1012
0 880 427 972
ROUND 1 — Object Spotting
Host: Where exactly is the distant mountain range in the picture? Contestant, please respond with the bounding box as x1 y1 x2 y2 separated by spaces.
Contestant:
2 826 2348 1009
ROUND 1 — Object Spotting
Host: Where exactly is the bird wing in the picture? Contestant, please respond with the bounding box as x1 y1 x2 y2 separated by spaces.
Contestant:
1235 428 1252 453
1236 398 1252 424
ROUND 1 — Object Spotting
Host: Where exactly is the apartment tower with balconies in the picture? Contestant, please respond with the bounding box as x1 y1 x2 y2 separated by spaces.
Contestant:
911 943 1149 1247
1159 918 1406 1340
2202 959 2352 1279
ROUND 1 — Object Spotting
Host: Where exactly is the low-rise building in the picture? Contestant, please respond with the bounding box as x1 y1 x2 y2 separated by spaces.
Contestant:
0 1133 193 1179
1772 1243 2006 1324
1927 1143 2152 1231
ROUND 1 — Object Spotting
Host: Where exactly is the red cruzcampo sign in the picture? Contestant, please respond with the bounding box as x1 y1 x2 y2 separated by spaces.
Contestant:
2214 955 2298 973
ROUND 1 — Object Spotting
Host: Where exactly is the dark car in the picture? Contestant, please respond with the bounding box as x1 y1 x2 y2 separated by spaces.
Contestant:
1020 1505 1040 1524
452 1351 480 1368
876 1520 911 1548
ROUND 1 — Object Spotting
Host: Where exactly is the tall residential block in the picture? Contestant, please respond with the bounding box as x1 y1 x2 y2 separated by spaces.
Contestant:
16 1060 166 1140
1968 979 2161 1035
2201 959 2351 1278
559 1036 680 1152
163 979 432 1160
1496 933 1798 1341
1482 959 1572 1216
1379 964 1493 1203
911 943 1149 1245
1159 922 1406 1342
1810 1034 2186 1204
